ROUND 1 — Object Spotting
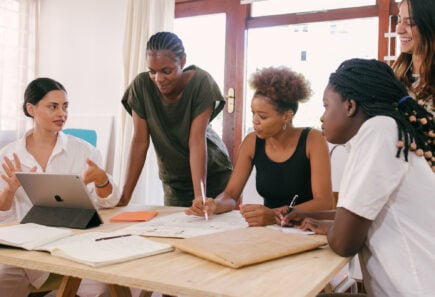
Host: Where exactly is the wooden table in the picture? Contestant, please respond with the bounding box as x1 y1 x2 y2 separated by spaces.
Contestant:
0 206 349 297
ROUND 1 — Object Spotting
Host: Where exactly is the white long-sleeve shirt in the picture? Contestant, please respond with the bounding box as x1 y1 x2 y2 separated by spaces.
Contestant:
0 130 120 223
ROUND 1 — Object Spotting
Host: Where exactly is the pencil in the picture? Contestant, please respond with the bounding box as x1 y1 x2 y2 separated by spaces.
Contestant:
95 234 132 241
200 180 208 221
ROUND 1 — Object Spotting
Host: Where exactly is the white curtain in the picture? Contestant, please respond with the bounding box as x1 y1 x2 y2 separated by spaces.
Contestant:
114 0 175 205
0 0 38 138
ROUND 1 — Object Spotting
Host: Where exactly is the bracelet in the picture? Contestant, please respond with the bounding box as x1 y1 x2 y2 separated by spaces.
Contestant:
95 178 110 188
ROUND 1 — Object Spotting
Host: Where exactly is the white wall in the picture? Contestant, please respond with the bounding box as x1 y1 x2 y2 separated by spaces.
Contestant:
38 0 127 172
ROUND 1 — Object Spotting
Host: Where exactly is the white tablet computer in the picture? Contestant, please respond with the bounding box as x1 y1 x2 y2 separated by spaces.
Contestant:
15 172 103 229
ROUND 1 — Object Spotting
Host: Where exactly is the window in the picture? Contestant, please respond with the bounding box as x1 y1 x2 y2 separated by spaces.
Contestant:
174 13 226 136
244 18 378 133
0 0 36 132
251 0 376 17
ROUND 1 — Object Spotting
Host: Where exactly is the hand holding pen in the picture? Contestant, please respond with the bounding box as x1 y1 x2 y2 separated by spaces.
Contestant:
280 194 298 226
184 187 216 218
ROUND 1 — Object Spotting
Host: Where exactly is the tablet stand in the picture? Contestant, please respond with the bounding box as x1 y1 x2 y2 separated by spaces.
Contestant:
21 205 102 229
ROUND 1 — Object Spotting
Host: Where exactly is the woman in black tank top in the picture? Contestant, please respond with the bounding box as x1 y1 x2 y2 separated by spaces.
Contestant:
186 66 333 226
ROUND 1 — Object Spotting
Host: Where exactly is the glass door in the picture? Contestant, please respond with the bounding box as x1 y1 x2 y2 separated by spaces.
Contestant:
174 13 226 136
175 0 248 162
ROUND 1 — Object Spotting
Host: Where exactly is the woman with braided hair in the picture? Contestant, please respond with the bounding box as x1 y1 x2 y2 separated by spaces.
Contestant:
281 58 435 297
392 0 435 118
120 31 232 207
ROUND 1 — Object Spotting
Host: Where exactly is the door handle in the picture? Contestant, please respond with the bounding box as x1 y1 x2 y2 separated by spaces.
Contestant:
226 88 235 114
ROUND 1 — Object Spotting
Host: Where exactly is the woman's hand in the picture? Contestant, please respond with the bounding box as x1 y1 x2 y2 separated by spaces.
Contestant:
278 208 333 235
278 208 309 227
239 204 276 226
82 158 108 186
185 196 216 218
1 153 35 193
298 218 333 235
117 194 130 206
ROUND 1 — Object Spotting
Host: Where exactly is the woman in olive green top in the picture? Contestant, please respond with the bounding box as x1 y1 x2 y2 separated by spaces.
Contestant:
120 31 232 207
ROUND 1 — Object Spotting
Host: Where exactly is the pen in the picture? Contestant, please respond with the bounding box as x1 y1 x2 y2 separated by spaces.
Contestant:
200 180 208 221
286 194 299 215
95 234 132 241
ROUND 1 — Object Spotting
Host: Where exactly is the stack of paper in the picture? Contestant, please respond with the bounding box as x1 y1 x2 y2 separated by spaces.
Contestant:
123 211 249 238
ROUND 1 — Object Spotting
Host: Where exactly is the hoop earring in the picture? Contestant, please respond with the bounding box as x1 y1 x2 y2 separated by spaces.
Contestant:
282 123 287 130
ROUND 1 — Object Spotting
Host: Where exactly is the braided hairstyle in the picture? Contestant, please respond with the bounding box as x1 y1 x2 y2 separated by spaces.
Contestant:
329 58 434 171
249 66 311 114
146 31 186 60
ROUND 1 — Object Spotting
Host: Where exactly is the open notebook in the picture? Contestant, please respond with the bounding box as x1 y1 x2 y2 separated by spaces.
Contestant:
0 223 173 267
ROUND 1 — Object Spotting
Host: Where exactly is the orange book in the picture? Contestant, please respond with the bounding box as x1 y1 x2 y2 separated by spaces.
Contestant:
110 211 158 222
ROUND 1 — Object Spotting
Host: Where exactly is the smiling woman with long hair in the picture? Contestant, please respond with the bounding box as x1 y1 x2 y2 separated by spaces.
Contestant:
392 0 435 118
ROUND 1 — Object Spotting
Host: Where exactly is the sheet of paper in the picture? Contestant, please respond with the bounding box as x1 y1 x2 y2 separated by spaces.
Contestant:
267 224 315 235
122 211 249 238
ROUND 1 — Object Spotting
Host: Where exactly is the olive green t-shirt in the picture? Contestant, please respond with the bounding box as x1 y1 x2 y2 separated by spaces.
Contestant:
122 65 232 206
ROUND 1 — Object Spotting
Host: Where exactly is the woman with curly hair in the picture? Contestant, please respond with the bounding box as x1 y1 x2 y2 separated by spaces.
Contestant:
187 66 333 226
392 0 435 118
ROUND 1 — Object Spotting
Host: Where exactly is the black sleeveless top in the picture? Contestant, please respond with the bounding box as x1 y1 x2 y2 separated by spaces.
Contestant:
254 128 313 208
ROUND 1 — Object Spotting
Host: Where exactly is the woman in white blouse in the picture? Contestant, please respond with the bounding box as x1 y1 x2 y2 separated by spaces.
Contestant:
0 77 120 297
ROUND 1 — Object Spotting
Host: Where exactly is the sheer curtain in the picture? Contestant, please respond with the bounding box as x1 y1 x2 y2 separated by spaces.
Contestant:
0 0 38 139
114 0 175 205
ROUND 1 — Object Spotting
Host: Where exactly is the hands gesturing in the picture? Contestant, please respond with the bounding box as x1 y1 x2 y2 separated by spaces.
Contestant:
1 153 36 194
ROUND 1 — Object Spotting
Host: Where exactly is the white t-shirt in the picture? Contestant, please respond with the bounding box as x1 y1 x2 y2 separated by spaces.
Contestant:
0 130 120 223
338 116 435 297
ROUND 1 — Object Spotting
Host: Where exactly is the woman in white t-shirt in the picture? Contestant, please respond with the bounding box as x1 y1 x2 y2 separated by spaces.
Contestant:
0 77 120 297
281 58 435 297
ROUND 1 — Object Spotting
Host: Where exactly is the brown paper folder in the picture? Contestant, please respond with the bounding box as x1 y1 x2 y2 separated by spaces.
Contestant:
173 227 327 268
